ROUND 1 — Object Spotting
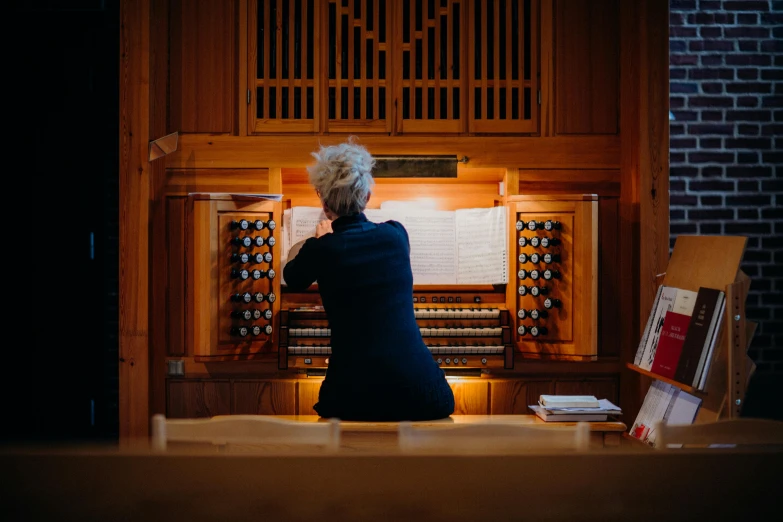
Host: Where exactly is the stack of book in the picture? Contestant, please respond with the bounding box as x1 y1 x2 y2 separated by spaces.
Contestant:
633 284 726 390
529 395 622 422
628 380 702 448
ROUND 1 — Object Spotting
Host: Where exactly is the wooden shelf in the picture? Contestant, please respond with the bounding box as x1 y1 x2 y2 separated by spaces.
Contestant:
625 362 705 397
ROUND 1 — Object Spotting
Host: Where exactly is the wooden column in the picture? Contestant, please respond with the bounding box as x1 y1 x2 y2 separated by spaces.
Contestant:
619 0 670 423
119 0 153 444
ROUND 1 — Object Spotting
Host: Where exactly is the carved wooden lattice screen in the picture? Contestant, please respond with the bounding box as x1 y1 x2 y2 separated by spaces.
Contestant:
328 0 392 133
251 0 320 132
249 0 538 134
468 0 537 133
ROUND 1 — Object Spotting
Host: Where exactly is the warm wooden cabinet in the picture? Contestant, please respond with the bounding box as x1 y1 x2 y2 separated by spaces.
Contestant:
122 0 670 439
249 0 539 135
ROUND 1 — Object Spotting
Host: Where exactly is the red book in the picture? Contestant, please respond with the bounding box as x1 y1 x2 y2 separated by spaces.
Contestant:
650 310 692 379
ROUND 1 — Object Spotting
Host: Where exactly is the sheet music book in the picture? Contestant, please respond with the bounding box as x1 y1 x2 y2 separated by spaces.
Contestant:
281 204 508 285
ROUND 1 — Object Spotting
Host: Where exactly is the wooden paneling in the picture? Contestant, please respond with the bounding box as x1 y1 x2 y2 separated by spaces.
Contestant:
554 0 619 135
119 0 152 444
232 380 297 414
165 169 272 195
298 380 322 415
598 197 620 358
167 380 231 418
555 378 618 404
517 169 620 196
170 135 621 169
490 379 554 414
167 197 187 356
170 0 237 133
449 380 489 414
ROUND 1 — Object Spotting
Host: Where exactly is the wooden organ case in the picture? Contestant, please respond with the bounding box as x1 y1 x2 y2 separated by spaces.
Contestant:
188 194 283 359
122 0 672 431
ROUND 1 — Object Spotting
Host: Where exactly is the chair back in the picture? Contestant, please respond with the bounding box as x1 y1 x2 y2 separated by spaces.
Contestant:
398 420 590 453
655 418 783 449
151 414 341 452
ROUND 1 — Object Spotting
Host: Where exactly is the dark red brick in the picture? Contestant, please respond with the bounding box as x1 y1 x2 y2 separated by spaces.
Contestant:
761 179 782 191
689 209 735 220
671 137 697 148
689 68 735 80
761 208 783 219
762 152 783 163
670 180 687 192
670 209 686 220
699 26 723 38
760 123 783 135
761 96 783 108
761 12 783 23
726 166 774 177
724 1 770 11
738 152 761 163
761 39 783 52
671 40 688 52
671 68 687 80
726 110 772 121
688 180 736 191
701 82 724 94
726 222 772 234
726 137 772 149
699 223 723 234
699 195 724 206
671 223 698 234
701 110 725 121
761 68 783 80
737 96 760 108
689 40 734 52
701 166 723 177
739 40 759 52
670 152 686 163
671 109 695 120
692 12 735 24
698 0 722 10
726 82 772 94
689 96 735 108
738 181 761 192
725 27 770 39
671 82 699 93
738 124 761 135
688 123 734 134
670 97 686 109
671 195 698 205
688 152 735 163
698 138 723 149
671 26 698 37
737 68 759 80
726 54 772 66
671 54 698 65
671 166 699 177
738 209 761 220
737 13 760 24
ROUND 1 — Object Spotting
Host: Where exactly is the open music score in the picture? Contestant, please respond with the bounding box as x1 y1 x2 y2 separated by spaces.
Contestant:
282 204 508 286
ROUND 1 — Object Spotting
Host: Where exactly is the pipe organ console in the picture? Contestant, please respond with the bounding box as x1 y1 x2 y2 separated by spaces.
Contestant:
186 194 598 366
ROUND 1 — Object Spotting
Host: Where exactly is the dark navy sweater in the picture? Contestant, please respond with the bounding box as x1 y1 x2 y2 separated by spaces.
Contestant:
283 212 454 421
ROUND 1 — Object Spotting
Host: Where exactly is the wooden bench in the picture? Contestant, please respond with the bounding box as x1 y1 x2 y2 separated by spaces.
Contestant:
271 415 627 452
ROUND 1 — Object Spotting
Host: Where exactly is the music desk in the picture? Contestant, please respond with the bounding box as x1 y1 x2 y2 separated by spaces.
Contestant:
274 415 628 452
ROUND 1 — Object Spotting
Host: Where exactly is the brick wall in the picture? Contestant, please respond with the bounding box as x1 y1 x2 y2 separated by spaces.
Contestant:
669 0 782 372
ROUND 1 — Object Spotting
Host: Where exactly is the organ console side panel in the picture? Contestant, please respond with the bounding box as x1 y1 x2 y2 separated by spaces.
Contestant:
508 195 598 361
187 194 282 360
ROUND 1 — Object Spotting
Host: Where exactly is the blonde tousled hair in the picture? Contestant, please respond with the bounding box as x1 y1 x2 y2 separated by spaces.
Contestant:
307 137 375 216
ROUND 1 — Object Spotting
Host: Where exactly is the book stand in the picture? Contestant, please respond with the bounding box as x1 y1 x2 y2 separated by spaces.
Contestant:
627 235 755 423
